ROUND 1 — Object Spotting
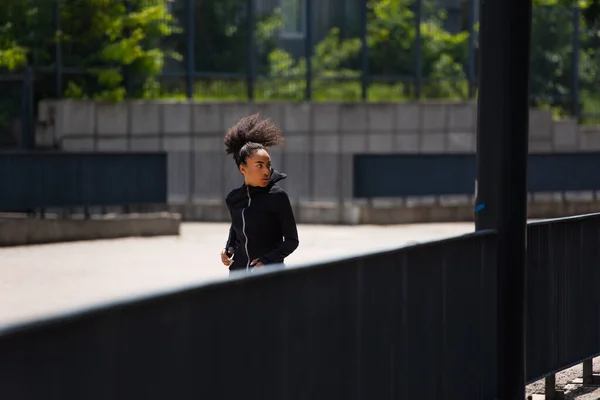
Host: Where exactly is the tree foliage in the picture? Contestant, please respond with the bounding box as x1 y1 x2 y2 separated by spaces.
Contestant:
1 0 599 115
266 0 470 99
530 0 600 115
535 0 600 24
0 0 178 101
367 0 469 97
205 0 281 75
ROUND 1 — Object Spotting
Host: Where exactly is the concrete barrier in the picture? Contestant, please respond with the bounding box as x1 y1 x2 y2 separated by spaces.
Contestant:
35 100 600 225
167 196 600 225
0 212 181 247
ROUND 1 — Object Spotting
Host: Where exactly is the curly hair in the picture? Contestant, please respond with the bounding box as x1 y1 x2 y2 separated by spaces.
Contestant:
224 113 283 166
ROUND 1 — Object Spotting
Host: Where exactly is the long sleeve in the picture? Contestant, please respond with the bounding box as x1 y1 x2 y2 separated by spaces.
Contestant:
225 223 236 253
224 199 237 254
258 191 299 264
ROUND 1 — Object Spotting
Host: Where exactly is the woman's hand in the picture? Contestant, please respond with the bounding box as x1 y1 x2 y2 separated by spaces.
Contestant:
221 248 233 267
251 258 264 268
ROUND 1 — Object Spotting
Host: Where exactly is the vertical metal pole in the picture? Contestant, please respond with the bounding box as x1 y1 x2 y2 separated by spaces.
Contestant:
188 103 195 204
583 358 593 385
187 0 196 202
127 102 132 150
246 0 255 101
414 0 422 99
544 374 564 400
22 67 34 150
186 0 195 99
475 1 532 400
55 0 62 98
28 67 34 149
20 73 28 150
467 0 476 99
571 6 580 120
360 0 368 101
304 0 313 101
341 0 348 37
545 375 556 396
124 1 133 97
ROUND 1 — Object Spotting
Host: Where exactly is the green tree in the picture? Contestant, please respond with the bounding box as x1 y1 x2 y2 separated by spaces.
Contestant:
530 4 577 107
0 0 178 101
0 1 52 70
264 0 470 100
266 27 362 100
365 0 469 97
0 38 27 71
169 0 282 76
530 0 600 117
535 0 600 25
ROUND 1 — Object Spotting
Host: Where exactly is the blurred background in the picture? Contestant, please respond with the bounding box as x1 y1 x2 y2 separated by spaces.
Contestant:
3 3 600 398
2 0 599 122
3 0 600 225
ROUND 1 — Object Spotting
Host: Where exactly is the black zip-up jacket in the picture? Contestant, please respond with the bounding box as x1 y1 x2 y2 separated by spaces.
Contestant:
225 169 299 271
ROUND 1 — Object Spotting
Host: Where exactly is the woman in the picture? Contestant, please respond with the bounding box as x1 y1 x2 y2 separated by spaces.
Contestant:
220 113 299 272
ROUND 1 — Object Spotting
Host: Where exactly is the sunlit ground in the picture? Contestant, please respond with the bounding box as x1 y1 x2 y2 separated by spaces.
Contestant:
0 222 473 326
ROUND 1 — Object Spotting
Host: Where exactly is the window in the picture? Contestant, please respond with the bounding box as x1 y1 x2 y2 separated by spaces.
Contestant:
281 0 305 38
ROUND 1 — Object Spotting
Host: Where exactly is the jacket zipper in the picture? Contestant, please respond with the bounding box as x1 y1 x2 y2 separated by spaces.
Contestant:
242 186 252 270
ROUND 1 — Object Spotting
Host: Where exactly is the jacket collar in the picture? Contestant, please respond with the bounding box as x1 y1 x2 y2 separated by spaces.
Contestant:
244 168 287 193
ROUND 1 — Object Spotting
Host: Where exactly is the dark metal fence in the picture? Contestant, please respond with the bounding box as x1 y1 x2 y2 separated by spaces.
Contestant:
526 213 600 383
0 152 168 212
0 230 499 399
1 212 600 398
354 153 600 198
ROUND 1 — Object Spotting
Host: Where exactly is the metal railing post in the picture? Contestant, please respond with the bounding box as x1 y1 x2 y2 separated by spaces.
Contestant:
414 0 422 99
360 0 368 101
186 0 196 99
55 0 63 98
304 0 313 100
582 358 600 385
571 6 580 120
467 0 477 99
246 0 255 101
544 374 564 400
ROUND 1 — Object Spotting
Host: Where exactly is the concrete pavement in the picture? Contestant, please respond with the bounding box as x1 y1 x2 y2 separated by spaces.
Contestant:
0 222 473 326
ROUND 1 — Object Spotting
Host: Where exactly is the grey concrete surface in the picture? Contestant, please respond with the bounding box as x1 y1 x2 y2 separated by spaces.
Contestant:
0 212 180 247
527 357 600 399
0 222 473 326
168 198 600 225
39 100 590 156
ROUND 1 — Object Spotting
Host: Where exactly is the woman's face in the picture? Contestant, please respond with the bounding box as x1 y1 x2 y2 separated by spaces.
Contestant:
240 149 272 187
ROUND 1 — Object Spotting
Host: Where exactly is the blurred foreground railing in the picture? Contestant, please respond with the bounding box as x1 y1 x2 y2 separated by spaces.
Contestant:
0 213 599 399
526 213 600 397
0 231 499 399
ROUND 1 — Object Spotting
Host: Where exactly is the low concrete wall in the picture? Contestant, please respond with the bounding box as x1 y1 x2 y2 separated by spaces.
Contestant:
168 196 600 225
34 100 600 224
0 212 181 247
37 99 596 154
